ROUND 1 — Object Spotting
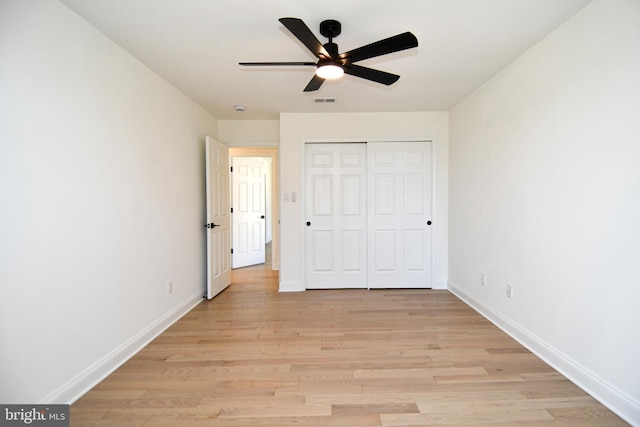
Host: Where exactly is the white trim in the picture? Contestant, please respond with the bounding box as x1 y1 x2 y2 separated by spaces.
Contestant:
278 280 304 292
447 280 640 426
43 291 204 404
434 277 448 290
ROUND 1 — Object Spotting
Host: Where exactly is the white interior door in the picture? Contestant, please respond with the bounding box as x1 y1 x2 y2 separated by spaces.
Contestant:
367 141 433 288
205 136 231 299
305 143 367 289
231 157 266 268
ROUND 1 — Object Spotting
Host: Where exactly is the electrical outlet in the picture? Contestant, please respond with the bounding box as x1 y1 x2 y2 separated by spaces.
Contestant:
167 280 173 294
481 273 487 286
506 283 513 299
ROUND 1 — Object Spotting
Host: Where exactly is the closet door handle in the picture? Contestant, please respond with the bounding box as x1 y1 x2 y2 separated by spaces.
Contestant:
306 221 311 226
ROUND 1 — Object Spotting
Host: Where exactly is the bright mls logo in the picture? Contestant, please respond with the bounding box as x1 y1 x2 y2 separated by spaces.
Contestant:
1 405 69 426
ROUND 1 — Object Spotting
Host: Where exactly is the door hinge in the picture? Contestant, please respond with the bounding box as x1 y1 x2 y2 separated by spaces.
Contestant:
230 166 233 172
231 248 234 254
230 207 233 213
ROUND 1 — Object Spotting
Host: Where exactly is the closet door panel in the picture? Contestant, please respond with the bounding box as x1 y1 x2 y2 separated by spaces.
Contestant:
305 143 367 289
368 141 433 288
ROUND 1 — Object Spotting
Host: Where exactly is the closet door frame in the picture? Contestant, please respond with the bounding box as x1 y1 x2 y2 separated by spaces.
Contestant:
302 139 436 290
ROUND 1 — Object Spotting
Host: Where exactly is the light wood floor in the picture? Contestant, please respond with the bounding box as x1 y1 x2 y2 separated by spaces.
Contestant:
71 262 628 426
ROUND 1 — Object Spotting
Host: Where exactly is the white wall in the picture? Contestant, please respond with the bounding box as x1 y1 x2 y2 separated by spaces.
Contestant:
218 120 279 147
448 0 640 423
279 112 448 292
0 0 218 403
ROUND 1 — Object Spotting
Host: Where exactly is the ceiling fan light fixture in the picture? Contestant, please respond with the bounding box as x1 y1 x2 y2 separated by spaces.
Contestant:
316 63 344 80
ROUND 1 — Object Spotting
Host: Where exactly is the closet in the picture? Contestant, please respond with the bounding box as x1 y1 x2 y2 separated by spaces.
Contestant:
304 141 433 289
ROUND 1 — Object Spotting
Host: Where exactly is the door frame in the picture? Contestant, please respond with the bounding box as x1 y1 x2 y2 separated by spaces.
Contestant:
229 147 279 270
301 139 436 289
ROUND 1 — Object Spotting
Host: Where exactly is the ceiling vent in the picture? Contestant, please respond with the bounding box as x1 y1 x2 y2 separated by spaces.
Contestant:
314 98 336 103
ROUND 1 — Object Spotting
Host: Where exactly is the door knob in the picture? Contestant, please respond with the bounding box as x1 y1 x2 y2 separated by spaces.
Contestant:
204 223 219 229
260 215 265 219
427 220 432 225
306 221 311 226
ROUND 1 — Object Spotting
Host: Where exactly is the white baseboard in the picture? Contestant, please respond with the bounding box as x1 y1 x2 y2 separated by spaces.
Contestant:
43 291 204 405
280 279 446 292
447 280 640 427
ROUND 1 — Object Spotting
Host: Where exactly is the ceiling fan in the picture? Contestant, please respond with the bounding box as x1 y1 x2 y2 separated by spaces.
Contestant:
239 18 418 92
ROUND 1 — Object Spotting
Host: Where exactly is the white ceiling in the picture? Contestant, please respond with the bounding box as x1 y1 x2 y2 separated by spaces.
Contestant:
60 0 592 120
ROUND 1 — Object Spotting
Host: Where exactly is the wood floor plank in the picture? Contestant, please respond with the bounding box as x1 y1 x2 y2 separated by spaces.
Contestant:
306 390 530 407
332 402 419 416
380 409 555 426
70 260 629 426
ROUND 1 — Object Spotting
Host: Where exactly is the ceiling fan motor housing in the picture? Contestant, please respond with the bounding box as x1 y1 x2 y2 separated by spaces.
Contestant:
319 19 341 39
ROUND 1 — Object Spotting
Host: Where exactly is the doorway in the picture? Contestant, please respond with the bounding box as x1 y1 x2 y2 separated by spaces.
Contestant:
231 156 268 268
228 147 279 271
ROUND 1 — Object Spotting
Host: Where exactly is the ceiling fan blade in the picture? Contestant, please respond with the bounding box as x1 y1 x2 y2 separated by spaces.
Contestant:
239 62 316 66
343 64 400 86
303 74 325 92
279 17 331 59
341 32 418 63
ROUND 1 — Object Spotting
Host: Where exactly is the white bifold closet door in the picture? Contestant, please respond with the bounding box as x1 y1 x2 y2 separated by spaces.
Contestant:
305 141 433 289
